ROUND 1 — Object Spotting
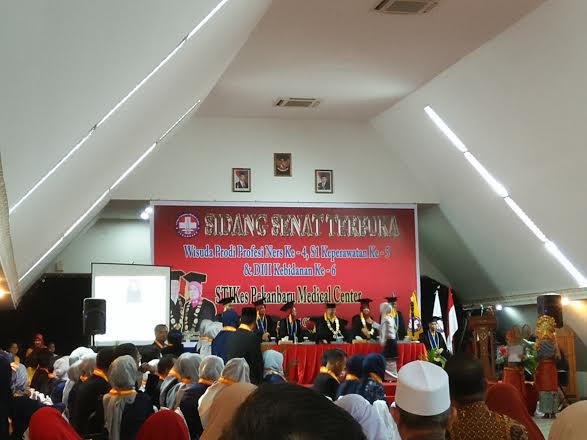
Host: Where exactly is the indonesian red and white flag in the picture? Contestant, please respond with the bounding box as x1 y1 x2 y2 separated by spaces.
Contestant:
446 289 458 353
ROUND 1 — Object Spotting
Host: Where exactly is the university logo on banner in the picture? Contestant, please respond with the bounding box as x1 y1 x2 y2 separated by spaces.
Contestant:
176 213 200 238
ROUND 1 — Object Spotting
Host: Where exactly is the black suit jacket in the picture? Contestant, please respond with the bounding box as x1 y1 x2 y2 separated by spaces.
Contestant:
351 315 379 341
419 331 449 353
395 311 407 340
312 373 339 400
254 315 278 339
315 317 349 343
226 329 263 384
277 317 306 341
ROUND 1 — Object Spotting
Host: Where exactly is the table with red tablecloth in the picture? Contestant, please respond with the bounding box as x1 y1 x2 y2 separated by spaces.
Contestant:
268 342 426 384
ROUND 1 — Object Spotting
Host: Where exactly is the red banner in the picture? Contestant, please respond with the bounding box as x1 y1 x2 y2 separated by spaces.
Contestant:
153 203 419 337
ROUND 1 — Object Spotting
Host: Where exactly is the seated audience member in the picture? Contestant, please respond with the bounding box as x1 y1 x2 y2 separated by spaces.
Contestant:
28 407 82 440
211 310 239 363
445 352 528 440
180 355 224 440
373 399 401 440
65 350 96 418
48 356 69 405
262 350 286 384
71 347 116 436
197 320 223 357
159 358 182 409
226 307 263 385
10 363 45 439
392 360 452 440
114 343 141 367
201 383 257 440
548 400 587 440
198 358 250 429
103 355 154 440
62 347 93 409
336 354 365 399
8 342 21 364
47 342 57 357
167 353 203 410
312 348 347 400
335 394 388 440
1 355 13 438
220 383 366 440
136 410 190 440
152 324 169 355
145 355 175 409
30 349 54 395
486 383 544 440
161 331 184 358
357 353 387 404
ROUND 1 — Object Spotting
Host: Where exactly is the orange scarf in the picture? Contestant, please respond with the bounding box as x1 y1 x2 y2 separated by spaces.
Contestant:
370 372 383 383
181 377 192 385
80 375 89 382
92 369 108 382
345 373 359 381
319 366 340 383
108 388 137 397
169 369 181 380
223 326 237 332
218 376 237 385
198 378 214 386
38 368 55 379
239 323 253 332
154 340 166 349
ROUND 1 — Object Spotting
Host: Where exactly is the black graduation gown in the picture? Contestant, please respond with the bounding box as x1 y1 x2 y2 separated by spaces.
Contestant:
71 374 111 436
10 396 44 439
254 315 278 340
226 329 264 385
179 383 209 440
277 317 305 342
118 392 154 440
30 369 51 396
395 311 407 340
181 299 217 337
312 373 339 400
211 330 234 363
351 315 379 341
144 373 163 409
169 296 185 331
315 317 349 343
419 331 449 353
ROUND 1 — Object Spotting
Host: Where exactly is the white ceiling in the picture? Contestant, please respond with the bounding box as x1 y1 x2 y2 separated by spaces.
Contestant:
199 0 544 120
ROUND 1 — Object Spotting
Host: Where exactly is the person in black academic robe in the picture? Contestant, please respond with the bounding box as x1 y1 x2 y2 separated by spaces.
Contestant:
277 302 306 342
314 303 349 343
312 349 346 400
211 309 239 363
181 272 217 340
30 349 53 396
71 348 116 437
215 296 236 322
170 270 186 331
351 298 379 342
419 317 450 364
252 299 278 341
225 307 264 385
386 296 407 340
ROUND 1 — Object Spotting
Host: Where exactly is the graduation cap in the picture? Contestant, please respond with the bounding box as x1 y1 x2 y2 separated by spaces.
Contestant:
241 307 256 320
170 270 184 281
218 297 235 306
280 301 295 312
431 316 443 322
183 272 207 285
253 299 265 308
359 298 373 306
325 303 337 309
385 296 398 304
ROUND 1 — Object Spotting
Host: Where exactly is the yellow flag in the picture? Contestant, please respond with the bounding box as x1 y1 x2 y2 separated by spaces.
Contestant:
409 292 424 341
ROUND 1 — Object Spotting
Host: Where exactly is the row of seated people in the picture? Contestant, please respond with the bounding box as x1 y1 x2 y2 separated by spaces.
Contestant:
3 341 560 440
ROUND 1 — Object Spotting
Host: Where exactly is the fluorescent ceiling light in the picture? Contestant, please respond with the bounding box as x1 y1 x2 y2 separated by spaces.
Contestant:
140 211 149 220
545 241 587 287
8 1 230 215
504 197 547 242
145 206 153 215
463 152 509 198
424 106 468 153
18 99 201 283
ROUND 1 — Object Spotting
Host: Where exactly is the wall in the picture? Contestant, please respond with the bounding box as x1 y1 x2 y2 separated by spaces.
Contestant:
50 219 151 274
113 116 436 205
372 0 587 300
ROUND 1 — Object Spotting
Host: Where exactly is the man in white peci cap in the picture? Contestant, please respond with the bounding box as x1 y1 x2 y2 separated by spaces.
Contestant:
391 360 453 440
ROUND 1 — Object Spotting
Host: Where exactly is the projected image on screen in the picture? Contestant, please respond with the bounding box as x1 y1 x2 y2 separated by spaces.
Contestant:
92 264 170 346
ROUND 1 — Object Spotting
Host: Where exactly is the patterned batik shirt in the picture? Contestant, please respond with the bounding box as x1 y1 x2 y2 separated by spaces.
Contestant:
447 401 528 440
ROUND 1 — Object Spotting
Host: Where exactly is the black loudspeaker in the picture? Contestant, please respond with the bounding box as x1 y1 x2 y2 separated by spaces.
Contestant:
537 294 563 328
83 298 106 335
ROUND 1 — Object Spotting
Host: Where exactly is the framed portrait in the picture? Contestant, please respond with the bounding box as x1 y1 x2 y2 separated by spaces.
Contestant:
232 168 251 192
274 153 292 177
315 169 333 194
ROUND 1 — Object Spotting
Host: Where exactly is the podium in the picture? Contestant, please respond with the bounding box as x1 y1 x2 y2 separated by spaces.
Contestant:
468 315 497 381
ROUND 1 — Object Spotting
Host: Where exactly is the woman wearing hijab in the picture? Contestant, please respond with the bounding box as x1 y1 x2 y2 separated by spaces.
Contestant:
486 383 544 440
10 363 46 439
103 355 154 440
30 349 54 396
48 356 69 405
200 383 256 440
336 354 365 399
262 350 286 384
198 357 250 429
335 394 388 440
548 400 587 440
211 310 239 363
180 355 223 440
357 353 387 404
66 352 96 421
167 353 203 410
136 410 189 440
28 407 82 440
62 347 94 416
